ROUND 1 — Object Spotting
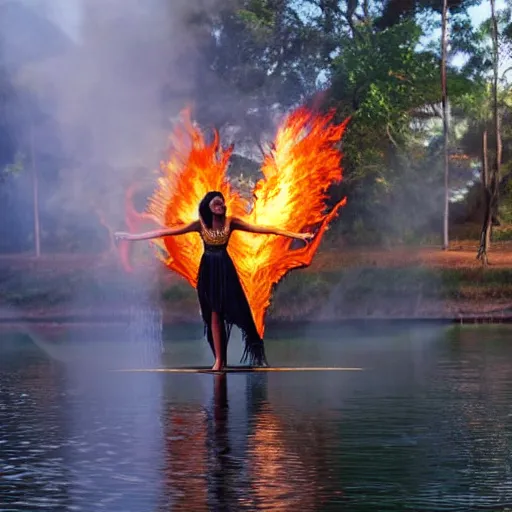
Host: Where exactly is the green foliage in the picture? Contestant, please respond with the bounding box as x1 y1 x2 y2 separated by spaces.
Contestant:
5 262 512 319
268 266 512 319
237 1 276 34
333 20 440 117
325 16 474 243
1 0 509 254
449 8 512 230
0 67 24 183
197 0 327 126
493 227 512 241
377 0 481 30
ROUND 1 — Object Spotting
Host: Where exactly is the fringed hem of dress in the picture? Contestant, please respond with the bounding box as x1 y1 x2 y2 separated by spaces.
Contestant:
240 337 268 366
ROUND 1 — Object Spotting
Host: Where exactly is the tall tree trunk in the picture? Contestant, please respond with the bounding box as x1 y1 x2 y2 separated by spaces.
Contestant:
477 130 490 264
30 121 41 258
477 0 501 265
441 0 450 250
491 0 502 220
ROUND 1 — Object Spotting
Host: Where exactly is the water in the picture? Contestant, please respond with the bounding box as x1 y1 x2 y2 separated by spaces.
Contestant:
1 321 512 511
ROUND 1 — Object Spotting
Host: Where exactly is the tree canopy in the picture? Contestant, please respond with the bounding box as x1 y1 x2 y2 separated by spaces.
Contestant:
3 0 512 253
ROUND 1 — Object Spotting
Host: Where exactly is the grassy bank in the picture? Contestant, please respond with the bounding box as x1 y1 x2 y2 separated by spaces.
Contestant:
1 245 512 321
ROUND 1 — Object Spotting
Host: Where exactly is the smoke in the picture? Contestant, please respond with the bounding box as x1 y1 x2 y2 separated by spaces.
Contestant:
12 0 212 219
2 0 270 246
3 0 238 236
0 0 236 358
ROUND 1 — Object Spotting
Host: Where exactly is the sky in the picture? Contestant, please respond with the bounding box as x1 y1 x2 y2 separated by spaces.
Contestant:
31 0 501 44
19 0 81 40
20 0 507 78
470 1 496 25
455 0 509 70
48 0 81 39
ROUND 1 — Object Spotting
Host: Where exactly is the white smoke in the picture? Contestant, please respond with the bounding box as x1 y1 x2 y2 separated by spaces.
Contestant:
7 0 230 226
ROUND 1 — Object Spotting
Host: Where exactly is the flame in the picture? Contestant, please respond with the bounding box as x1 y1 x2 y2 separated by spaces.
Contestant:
126 106 348 338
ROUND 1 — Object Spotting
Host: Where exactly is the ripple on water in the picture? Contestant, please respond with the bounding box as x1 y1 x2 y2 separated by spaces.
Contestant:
3 327 512 510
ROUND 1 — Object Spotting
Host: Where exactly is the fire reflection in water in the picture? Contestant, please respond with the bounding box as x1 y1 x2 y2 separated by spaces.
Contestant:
161 403 208 510
161 373 337 511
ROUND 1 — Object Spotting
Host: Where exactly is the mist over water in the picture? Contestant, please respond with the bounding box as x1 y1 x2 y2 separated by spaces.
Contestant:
3 325 512 510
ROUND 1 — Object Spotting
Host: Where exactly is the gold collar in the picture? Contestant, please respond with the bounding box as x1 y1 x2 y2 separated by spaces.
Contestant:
200 218 231 246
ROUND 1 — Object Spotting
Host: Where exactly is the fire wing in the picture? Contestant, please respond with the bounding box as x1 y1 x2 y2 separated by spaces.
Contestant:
228 107 349 338
145 111 247 288
123 107 348 340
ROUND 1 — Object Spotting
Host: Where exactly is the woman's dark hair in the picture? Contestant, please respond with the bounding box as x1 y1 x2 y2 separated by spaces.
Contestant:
199 191 224 228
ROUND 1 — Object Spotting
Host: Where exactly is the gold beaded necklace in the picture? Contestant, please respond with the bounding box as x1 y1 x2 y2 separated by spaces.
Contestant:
200 217 231 246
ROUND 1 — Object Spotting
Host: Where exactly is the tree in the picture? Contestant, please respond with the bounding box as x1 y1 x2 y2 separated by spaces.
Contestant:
441 0 450 249
377 0 481 248
476 2 510 264
325 16 473 244
0 65 36 255
0 67 20 180
189 0 330 144
454 7 512 263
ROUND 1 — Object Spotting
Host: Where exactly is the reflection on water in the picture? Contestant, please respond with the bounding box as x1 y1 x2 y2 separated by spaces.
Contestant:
159 371 332 511
2 324 512 510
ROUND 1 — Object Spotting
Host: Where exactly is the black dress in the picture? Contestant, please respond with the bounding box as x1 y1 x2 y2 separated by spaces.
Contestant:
196 218 268 366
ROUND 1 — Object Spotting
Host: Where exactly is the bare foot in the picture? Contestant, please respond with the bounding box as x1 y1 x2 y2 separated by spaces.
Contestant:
212 360 224 372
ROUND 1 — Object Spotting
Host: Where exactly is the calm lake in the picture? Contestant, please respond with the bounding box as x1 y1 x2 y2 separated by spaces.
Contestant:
1 319 512 511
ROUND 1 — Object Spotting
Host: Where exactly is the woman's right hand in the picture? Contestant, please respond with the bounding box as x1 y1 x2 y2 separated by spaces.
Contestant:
296 232 314 243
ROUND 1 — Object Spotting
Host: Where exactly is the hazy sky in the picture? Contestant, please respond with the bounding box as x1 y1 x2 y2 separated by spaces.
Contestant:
44 0 81 40
19 0 81 40
470 1 496 24
38 0 498 44
20 0 505 77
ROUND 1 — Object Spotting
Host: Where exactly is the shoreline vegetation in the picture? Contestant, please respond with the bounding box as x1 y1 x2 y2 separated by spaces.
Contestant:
2 0 512 335
1 240 512 326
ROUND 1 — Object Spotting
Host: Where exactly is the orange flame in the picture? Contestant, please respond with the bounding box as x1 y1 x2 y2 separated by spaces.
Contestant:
127 106 349 338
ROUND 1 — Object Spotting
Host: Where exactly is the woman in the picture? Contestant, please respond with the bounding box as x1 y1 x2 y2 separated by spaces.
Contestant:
115 191 312 371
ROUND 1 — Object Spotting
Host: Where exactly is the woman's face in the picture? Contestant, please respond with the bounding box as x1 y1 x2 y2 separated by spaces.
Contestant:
209 195 226 216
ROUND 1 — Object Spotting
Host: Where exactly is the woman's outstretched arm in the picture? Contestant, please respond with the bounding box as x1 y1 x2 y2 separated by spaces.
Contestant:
115 220 200 242
231 217 313 242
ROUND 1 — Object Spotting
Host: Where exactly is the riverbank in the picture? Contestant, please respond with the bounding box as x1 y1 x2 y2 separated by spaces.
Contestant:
1 241 512 324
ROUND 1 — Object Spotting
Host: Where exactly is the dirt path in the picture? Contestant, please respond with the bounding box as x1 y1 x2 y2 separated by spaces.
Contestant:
307 241 512 271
